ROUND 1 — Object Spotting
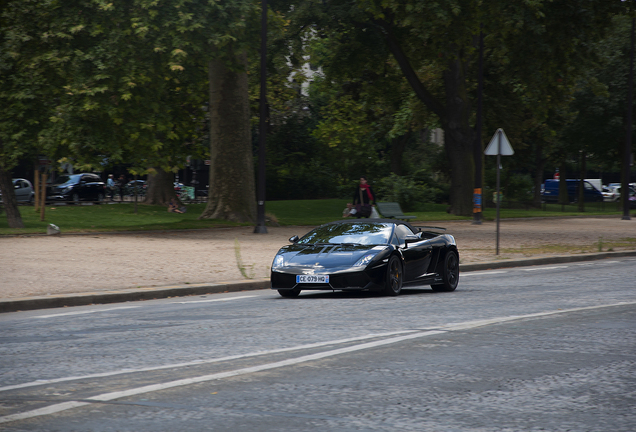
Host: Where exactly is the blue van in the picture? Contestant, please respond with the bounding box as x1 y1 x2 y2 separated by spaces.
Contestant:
542 179 603 203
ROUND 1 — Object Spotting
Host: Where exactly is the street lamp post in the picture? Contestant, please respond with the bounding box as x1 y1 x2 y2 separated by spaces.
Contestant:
622 15 634 221
473 26 484 225
254 0 268 233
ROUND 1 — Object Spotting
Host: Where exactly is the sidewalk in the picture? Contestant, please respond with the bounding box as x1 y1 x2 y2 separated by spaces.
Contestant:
1 250 634 313
1 216 634 312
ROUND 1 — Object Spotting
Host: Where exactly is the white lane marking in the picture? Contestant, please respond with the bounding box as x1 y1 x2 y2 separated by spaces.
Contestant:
439 302 636 330
0 401 90 424
3 301 635 425
521 266 569 271
171 295 257 304
460 271 508 276
31 295 256 320
0 330 446 425
0 330 417 392
34 306 140 319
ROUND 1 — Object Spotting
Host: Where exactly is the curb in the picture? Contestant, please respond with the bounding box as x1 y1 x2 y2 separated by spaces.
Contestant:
459 250 636 272
1 251 635 313
0 280 270 314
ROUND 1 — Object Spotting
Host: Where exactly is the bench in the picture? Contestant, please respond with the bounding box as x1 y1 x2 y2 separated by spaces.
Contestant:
375 202 416 220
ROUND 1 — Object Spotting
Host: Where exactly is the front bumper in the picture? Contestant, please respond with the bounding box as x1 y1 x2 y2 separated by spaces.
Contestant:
271 264 386 292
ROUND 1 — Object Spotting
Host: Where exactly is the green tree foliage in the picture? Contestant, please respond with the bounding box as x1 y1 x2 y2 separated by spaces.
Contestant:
1 0 262 223
562 14 635 173
279 0 622 215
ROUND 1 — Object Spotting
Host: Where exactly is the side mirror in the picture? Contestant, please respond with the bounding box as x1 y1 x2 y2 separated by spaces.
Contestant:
289 235 299 243
404 234 420 246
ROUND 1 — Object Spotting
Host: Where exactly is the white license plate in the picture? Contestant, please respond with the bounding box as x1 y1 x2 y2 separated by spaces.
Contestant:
296 275 329 284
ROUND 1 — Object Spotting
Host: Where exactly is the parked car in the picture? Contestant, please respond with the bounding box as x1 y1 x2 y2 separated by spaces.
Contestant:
541 179 603 203
125 180 146 196
0 178 34 203
602 185 621 202
271 219 459 298
47 173 106 203
603 184 636 203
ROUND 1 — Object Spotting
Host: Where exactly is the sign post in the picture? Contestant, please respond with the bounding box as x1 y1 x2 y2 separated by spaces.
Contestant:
484 128 514 255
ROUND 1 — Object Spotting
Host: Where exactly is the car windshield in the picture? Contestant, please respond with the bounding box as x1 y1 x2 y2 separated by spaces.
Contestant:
298 222 393 246
52 175 80 186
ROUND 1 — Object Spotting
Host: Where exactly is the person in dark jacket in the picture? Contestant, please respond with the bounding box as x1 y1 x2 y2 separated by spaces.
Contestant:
350 176 376 218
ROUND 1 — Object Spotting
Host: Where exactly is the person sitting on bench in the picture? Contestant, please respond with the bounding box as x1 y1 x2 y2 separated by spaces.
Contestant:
168 198 186 214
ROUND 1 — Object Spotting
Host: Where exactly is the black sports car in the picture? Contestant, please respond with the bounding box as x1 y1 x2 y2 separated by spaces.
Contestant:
47 173 106 203
271 219 459 298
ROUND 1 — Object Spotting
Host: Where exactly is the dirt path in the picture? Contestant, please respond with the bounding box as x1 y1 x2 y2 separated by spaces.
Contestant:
1 217 634 299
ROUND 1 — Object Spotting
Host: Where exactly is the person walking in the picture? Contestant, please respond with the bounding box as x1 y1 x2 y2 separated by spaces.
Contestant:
350 176 376 218
107 174 116 201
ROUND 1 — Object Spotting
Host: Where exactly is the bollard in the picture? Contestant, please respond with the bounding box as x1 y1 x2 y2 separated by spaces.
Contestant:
47 224 60 235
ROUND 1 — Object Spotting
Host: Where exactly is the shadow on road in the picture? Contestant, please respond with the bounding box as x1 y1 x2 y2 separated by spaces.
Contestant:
270 287 441 300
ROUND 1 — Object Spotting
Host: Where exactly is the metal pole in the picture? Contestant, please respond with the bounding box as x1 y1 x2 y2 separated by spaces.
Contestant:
134 174 138 215
622 16 634 221
473 25 484 225
254 0 268 233
496 131 501 255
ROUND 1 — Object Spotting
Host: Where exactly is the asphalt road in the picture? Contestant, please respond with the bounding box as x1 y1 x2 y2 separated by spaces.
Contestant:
0 258 634 431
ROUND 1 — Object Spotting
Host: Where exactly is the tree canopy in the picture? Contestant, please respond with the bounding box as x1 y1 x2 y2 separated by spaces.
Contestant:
1 0 634 227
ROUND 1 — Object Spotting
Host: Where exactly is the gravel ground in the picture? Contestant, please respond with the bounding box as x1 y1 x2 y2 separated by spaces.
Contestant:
1 216 634 299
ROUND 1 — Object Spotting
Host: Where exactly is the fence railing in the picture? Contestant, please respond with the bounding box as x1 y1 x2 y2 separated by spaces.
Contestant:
485 198 627 213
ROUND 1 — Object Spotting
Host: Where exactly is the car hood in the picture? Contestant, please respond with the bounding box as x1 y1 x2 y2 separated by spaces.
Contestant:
278 243 386 268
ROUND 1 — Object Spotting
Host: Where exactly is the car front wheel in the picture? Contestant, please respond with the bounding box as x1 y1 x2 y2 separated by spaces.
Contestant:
278 288 300 298
431 250 459 292
384 255 403 296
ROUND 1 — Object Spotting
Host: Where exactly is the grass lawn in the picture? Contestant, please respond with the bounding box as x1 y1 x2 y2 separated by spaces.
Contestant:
0 199 629 236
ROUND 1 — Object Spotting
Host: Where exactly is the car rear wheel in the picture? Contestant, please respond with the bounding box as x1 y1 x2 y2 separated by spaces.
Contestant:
384 255 402 296
278 288 300 298
431 250 459 292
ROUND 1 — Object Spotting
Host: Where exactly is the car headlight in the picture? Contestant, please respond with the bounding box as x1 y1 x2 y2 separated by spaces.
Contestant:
62 186 73 193
354 254 377 267
272 254 285 270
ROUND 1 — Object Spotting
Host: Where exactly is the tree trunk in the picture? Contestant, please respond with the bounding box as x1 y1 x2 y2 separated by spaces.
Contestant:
381 23 473 215
441 55 475 216
199 51 256 223
143 168 178 206
558 161 568 204
390 132 410 175
0 163 25 228
578 151 586 212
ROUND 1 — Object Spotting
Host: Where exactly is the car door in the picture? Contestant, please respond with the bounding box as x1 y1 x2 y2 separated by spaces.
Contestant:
13 180 25 202
13 179 31 202
395 224 432 282
80 174 99 200
77 175 88 199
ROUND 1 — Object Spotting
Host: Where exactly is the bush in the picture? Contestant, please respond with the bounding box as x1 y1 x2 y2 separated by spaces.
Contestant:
484 172 534 208
374 173 442 212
